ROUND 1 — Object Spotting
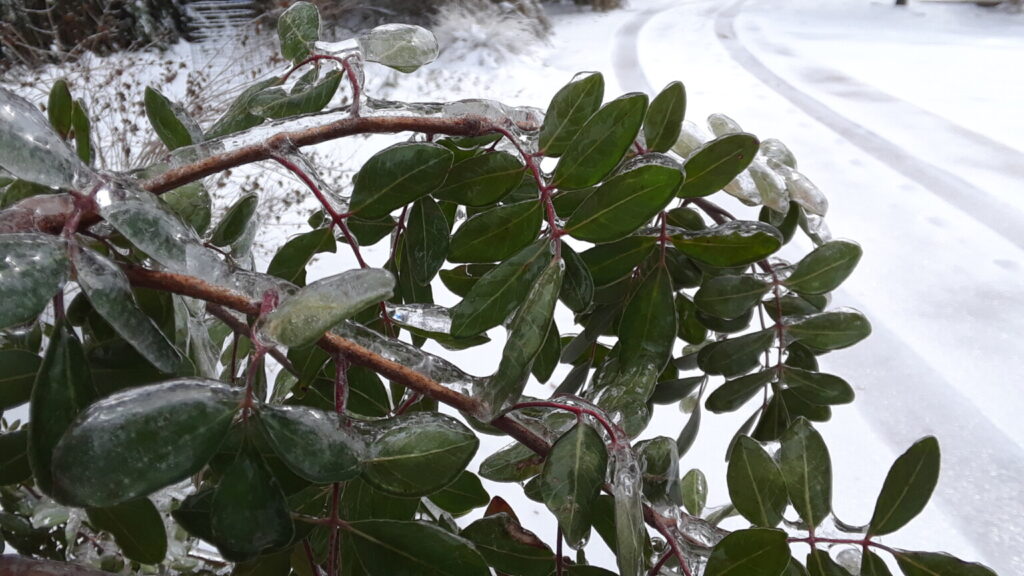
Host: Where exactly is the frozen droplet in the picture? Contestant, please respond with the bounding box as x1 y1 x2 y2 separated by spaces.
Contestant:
357 24 439 73
837 548 863 574
768 158 828 216
760 138 797 169
723 169 762 206
707 112 743 137
672 120 712 158
0 87 98 190
748 158 789 213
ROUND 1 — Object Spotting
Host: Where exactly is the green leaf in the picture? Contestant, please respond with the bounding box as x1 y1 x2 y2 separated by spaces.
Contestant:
347 214 396 246
705 528 790 576
347 519 489 576
677 402 701 456
232 550 293 576
161 181 212 234
362 412 478 497
429 471 490 517
210 192 259 247
636 437 681 507
28 321 97 495
676 294 708 345
449 200 542 263
51 379 242 507
540 423 608 548
0 234 68 329
618 265 676 370
681 468 707 516
71 100 92 164
482 257 562 413
559 243 594 313
868 437 940 536
0 350 40 410
461 513 554 576
650 375 703 405
778 418 832 529
0 430 31 485
267 227 337 286
87 498 167 564
248 70 342 119
784 240 862 295
450 239 551 337
540 72 604 157
861 550 894 576
278 1 320 63
643 81 686 153
479 442 544 483
695 274 770 319
206 77 282 138
565 161 682 243
893 551 996 576
678 133 760 198
48 79 73 136
806 549 852 576
350 142 453 219
258 405 364 484
697 329 774 376
671 221 783 267
434 152 525 206
706 370 773 413
211 446 294 561
531 320 561 383
439 264 493 297
73 247 180 373
405 197 450 285
727 436 788 528
581 236 657 287
552 93 649 190
144 87 194 151
781 367 855 406
786 310 872 352
262 268 395 348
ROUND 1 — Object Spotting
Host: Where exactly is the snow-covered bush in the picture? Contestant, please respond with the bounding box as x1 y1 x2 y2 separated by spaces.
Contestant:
0 2 999 575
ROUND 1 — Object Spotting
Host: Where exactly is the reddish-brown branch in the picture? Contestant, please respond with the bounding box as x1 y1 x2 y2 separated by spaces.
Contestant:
0 556 112 576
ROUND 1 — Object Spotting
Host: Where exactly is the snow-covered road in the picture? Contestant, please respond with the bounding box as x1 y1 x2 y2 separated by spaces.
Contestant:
576 0 1022 571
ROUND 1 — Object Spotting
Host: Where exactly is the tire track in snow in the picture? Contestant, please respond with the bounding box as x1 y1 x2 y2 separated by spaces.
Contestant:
612 3 1024 573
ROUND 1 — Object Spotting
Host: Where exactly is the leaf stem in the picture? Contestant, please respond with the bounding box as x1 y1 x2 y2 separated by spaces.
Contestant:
508 400 620 446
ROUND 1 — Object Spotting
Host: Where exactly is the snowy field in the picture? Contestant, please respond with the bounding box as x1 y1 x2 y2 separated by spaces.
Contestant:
4 0 1022 573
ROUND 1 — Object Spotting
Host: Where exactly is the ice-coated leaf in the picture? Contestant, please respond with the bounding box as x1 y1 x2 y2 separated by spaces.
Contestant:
540 72 604 157
0 430 31 485
786 309 872 352
0 234 68 329
552 93 648 190
448 200 542 263
258 405 364 484
348 214 396 246
71 100 92 164
651 375 704 405
87 498 167 564
210 192 258 247
481 257 561 414
868 437 940 537
434 151 525 206
211 446 294 561
559 243 594 313
636 437 681 507
894 551 996 576
671 221 783 267
618 264 675 371
706 370 772 414
531 320 561 383
267 227 336 286
206 77 282 138
0 86 95 189
859 550 894 576
728 436 788 528
50 379 242 507
429 471 489 517
349 142 453 219
47 79 73 136
405 197 449 285
541 423 608 548
681 468 707 516
678 133 759 198
781 366 855 406
248 69 342 119
144 87 195 151
278 1 320 63
0 349 41 410
479 442 545 483
261 268 394 348
362 412 478 497
450 239 551 337
778 418 832 529
610 446 645 576
580 236 657 287
73 247 180 373
565 160 682 243
160 181 212 234
697 329 774 376
705 528 790 576
358 24 439 73
784 240 862 295
347 519 489 576
643 81 686 153
770 160 828 217
695 274 770 319
28 322 97 495
806 549 852 576
461 513 554 576
675 294 707 345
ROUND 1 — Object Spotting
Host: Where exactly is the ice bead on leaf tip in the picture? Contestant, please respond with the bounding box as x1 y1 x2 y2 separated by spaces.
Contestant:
357 24 439 73
0 87 97 190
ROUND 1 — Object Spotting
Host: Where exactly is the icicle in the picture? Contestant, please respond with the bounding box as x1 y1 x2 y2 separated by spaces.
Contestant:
610 444 646 576
357 24 439 73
